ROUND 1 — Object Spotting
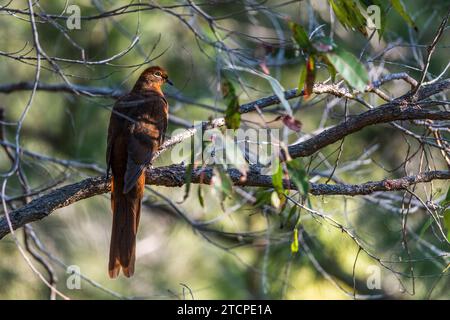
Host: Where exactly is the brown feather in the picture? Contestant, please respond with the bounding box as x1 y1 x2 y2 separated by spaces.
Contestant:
107 66 169 278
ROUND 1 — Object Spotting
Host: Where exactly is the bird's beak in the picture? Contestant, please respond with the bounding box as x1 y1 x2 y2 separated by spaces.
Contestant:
166 78 174 86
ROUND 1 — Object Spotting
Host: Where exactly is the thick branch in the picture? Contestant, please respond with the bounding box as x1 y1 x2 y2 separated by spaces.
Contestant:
1 165 449 239
1 79 450 239
288 80 450 158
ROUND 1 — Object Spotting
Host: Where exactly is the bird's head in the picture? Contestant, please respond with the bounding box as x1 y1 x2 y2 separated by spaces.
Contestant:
134 66 173 91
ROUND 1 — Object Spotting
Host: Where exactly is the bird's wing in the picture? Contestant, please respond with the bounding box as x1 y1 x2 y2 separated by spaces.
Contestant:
106 107 120 177
123 94 168 194
106 94 134 176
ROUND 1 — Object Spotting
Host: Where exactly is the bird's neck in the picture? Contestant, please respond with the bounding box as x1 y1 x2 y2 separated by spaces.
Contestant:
133 81 163 95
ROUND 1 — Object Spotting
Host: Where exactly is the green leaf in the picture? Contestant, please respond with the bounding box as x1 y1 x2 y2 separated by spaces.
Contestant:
255 189 272 207
390 0 418 31
272 159 284 195
326 47 369 91
328 0 368 36
322 55 337 82
221 77 241 129
281 205 298 229
289 22 311 51
180 141 196 203
443 185 450 207
327 62 337 82
217 166 233 198
297 64 307 94
184 164 193 196
290 228 299 253
226 66 292 115
329 0 352 29
444 209 450 241
271 191 281 209
418 218 433 239
286 159 309 195
198 185 204 207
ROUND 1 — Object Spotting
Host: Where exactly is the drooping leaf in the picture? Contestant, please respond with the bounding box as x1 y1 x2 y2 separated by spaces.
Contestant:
440 186 450 241
444 209 450 241
271 191 282 209
271 160 287 209
418 217 434 240
329 0 352 29
390 0 418 31
286 158 309 196
272 159 284 195
328 0 368 36
326 47 369 92
291 228 299 253
226 66 292 115
281 205 298 229
322 55 337 82
183 164 193 201
442 185 450 206
180 146 196 203
304 55 316 98
198 185 204 207
259 60 270 75
281 115 302 132
211 166 234 208
289 22 312 51
297 64 307 94
218 167 233 198
255 189 272 207
221 77 241 130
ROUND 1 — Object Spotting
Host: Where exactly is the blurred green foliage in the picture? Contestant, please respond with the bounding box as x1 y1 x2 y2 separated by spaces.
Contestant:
0 0 449 299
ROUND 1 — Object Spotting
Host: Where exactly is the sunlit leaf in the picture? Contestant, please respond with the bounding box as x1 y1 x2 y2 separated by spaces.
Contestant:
271 191 281 209
297 64 307 94
291 228 299 253
305 55 316 97
326 47 368 92
272 159 284 195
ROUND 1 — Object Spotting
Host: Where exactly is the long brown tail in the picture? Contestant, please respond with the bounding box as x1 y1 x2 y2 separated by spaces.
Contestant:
108 173 145 278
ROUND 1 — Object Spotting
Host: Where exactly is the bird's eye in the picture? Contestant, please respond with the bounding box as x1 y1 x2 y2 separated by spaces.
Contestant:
154 71 162 77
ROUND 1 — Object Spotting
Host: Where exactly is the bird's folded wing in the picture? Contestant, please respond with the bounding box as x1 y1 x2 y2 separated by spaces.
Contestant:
123 130 157 194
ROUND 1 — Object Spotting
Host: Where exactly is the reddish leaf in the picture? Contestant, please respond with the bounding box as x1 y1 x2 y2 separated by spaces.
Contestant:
259 60 270 75
304 55 315 98
312 41 333 53
282 115 302 132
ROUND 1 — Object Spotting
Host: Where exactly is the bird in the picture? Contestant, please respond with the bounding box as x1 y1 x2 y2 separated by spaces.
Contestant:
106 66 172 278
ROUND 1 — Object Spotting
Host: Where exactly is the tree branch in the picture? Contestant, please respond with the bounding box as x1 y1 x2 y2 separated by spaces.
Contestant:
1 165 449 239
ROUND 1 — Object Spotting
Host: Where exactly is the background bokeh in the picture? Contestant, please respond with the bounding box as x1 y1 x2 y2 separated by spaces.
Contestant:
0 0 449 299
